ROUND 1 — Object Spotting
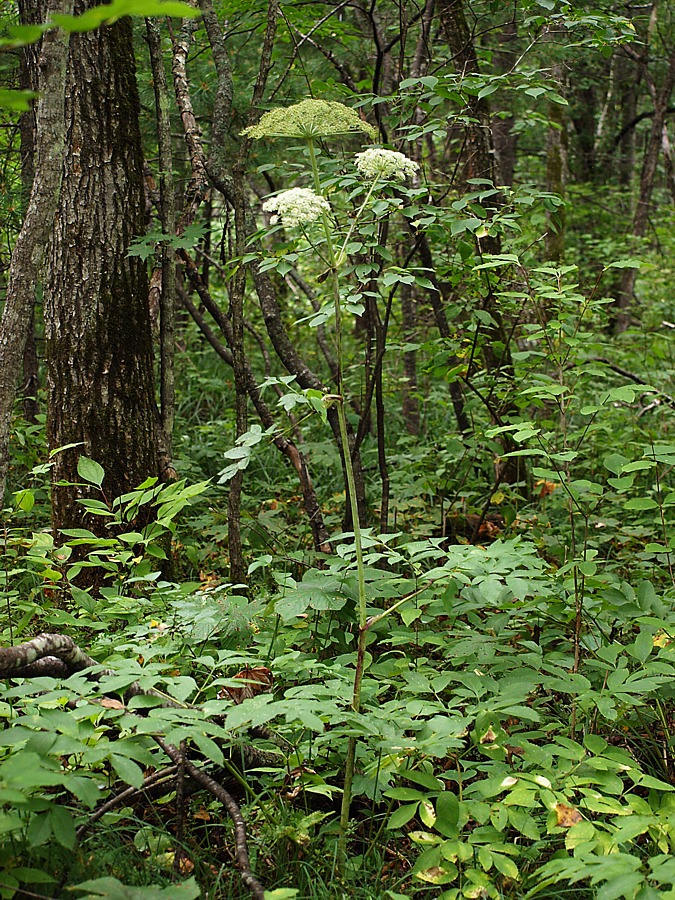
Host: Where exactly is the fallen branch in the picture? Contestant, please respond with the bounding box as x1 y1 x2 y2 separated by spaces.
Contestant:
580 357 675 411
0 632 97 677
156 736 265 900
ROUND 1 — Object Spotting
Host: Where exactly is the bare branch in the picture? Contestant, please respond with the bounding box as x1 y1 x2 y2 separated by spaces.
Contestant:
156 737 265 900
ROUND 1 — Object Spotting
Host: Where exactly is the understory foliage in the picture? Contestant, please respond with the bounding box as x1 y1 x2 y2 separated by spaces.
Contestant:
1 0 675 898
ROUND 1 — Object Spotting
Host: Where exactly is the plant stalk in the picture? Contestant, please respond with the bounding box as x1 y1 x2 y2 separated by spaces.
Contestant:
307 139 370 869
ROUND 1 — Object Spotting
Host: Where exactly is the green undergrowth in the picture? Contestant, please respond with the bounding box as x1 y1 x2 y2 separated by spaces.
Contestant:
1 453 675 898
1 178 675 900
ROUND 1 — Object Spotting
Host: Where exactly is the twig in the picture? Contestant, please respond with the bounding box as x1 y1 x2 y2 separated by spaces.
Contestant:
77 765 178 841
174 741 187 876
577 357 675 410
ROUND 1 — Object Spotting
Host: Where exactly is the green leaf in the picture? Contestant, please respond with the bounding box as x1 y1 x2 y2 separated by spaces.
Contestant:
605 258 642 270
492 853 518 880
52 1 198 34
630 630 653 664
0 89 35 111
71 876 201 898
388 803 419 829
264 892 300 900
403 770 443 792
623 498 658 510
386 787 427 801
13 489 35 512
49 805 76 849
434 792 459 838
77 456 105 488
110 754 144 789
9 868 56 885
26 812 52 847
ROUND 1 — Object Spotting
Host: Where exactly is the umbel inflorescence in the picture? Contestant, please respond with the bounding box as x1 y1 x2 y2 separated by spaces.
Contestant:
354 147 419 181
262 188 331 228
243 99 378 141
251 100 419 227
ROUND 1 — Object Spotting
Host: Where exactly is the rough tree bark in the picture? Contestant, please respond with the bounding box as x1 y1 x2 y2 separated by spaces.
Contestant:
0 0 72 505
492 19 518 187
544 27 568 263
17 0 48 426
44 6 160 534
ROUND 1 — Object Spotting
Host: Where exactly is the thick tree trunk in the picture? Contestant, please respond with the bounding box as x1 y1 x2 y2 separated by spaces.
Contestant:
570 60 597 181
437 0 495 183
0 0 71 504
45 9 159 534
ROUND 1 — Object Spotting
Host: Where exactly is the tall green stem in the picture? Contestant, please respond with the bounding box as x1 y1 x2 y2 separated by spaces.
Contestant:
307 140 370 869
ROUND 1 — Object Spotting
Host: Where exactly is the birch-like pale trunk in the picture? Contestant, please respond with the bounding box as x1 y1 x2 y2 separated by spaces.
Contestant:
0 1 72 505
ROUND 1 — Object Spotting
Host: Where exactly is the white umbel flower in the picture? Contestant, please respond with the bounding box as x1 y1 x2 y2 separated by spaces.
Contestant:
355 148 419 181
263 188 331 228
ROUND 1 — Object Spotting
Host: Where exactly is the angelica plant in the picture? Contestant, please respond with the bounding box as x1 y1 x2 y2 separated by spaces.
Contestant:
247 99 418 870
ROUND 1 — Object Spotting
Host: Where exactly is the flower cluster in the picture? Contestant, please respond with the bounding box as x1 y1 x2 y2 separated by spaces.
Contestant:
354 148 419 181
263 188 331 228
244 99 378 141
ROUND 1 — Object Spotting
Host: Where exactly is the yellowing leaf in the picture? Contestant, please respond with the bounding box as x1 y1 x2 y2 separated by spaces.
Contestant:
555 802 583 827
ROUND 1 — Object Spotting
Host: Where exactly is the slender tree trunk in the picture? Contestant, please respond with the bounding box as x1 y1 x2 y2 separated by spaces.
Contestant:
618 54 637 187
146 19 177 470
400 283 420 436
545 45 568 263
228 168 250 587
662 124 675 206
0 0 72 505
436 0 523 486
616 45 675 331
18 1 47 427
179 256 332 553
45 8 160 534
492 20 518 187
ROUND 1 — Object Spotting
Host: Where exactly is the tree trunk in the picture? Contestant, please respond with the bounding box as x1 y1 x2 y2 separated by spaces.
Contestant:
45 9 160 535
570 61 597 181
0 0 71 504
18 1 48 427
491 20 518 187
436 0 495 183
400 283 420 436
616 45 675 331
436 0 523 486
545 36 568 263
617 54 637 186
